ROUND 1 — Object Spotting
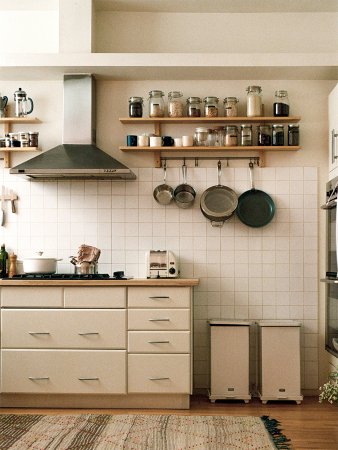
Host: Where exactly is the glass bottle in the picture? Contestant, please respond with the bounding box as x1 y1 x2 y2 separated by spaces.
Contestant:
258 125 271 146
288 124 299 146
272 124 285 145
0 244 8 278
240 124 253 146
148 90 165 117
186 97 202 117
204 96 219 117
274 90 289 117
129 96 143 118
223 97 239 117
246 85 262 117
168 91 184 117
225 125 238 146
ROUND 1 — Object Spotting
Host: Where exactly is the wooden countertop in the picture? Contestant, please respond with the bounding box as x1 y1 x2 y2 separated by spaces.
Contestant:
0 278 199 287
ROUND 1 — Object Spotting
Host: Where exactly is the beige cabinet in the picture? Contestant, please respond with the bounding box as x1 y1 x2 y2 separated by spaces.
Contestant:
329 83 338 176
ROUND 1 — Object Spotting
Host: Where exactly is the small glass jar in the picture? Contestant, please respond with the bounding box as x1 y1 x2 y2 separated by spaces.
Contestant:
288 124 299 146
129 96 143 118
223 97 239 117
5 134 10 147
204 96 219 117
168 91 184 117
186 96 202 117
246 85 262 117
28 131 39 147
148 90 165 117
225 125 238 146
240 124 253 146
214 126 225 146
207 129 217 146
274 90 289 117
194 127 208 146
258 125 271 146
272 124 285 145
20 138 29 147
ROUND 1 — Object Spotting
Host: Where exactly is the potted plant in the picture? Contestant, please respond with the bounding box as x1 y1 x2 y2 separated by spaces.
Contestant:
319 367 338 404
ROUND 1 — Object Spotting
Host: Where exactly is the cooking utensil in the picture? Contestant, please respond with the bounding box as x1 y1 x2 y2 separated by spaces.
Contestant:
14 87 34 117
200 160 238 227
174 162 196 209
153 164 174 205
236 162 275 227
10 189 16 213
22 252 62 274
0 185 5 226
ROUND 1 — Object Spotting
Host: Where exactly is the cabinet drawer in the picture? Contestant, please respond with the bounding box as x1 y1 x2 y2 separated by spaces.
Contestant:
128 354 190 394
128 309 190 330
128 287 190 308
1 287 63 308
128 331 190 353
2 309 126 349
64 287 126 308
1 350 126 394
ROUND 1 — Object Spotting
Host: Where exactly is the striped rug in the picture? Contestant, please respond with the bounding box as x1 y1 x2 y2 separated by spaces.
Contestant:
0 414 291 450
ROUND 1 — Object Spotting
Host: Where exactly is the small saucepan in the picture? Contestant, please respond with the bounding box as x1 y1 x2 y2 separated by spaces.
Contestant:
174 163 196 209
200 161 238 227
153 165 174 205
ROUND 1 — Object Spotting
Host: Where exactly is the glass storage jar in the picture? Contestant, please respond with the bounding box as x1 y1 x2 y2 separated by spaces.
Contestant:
129 96 143 118
258 125 271 146
223 97 239 117
168 91 184 117
288 124 299 145
246 85 262 117
214 126 225 146
240 124 253 146
274 90 289 117
148 90 165 117
194 127 208 146
186 96 202 117
204 96 219 117
225 125 238 146
207 129 217 146
272 124 285 145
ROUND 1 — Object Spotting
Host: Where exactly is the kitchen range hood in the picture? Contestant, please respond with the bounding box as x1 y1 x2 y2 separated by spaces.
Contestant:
10 74 136 180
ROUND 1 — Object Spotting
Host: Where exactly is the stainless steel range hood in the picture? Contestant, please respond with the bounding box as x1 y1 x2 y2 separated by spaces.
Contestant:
10 74 136 180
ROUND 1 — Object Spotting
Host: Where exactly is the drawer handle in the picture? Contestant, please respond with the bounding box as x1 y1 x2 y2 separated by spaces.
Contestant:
148 340 170 344
28 376 50 381
78 332 100 336
148 318 170 322
78 377 99 381
148 296 170 299
148 377 170 381
28 332 51 335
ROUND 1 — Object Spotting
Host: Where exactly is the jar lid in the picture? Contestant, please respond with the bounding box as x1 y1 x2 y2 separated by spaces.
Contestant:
258 124 271 129
168 91 183 98
275 90 288 97
224 97 239 103
272 124 284 128
149 90 164 97
246 86 262 93
203 96 219 103
195 127 208 132
187 96 201 103
129 96 143 102
240 124 252 128
288 124 299 128
226 125 238 131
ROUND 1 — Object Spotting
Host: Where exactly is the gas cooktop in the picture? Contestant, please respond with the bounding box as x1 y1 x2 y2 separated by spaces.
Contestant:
10 274 112 280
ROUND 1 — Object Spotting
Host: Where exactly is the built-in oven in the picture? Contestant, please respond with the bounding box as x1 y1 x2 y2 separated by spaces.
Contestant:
322 175 338 357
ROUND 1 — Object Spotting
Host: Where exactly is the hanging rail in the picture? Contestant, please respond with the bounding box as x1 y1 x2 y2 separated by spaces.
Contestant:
160 156 260 167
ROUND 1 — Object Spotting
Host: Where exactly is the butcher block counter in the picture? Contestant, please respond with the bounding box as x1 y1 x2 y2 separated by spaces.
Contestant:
0 278 199 409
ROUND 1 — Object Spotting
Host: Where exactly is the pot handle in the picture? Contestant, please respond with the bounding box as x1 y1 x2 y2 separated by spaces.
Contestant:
182 163 187 185
211 220 224 228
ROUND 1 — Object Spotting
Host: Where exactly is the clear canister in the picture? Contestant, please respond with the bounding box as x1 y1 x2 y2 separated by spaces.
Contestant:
214 126 225 146
272 124 285 145
223 97 239 117
194 127 208 146
28 131 39 147
288 124 299 146
258 125 271 146
207 129 217 146
148 90 165 117
129 96 143 118
168 91 184 117
204 96 219 117
225 125 238 146
274 90 289 117
240 124 253 146
186 96 202 117
246 85 262 117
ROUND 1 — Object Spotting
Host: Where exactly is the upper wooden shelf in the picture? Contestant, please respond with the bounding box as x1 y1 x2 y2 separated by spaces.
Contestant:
0 118 40 124
120 116 301 124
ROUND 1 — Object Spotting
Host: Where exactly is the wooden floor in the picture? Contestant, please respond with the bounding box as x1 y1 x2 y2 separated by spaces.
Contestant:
1 396 337 449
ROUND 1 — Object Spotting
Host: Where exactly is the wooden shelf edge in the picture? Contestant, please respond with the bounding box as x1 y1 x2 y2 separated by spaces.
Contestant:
0 117 40 124
120 116 301 124
120 146 301 152
0 147 40 152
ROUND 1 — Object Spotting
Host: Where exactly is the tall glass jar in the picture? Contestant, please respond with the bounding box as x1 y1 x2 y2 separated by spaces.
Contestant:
129 96 143 118
186 96 202 117
274 90 289 117
246 85 262 117
223 97 239 117
225 125 238 146
240 124 253 146
258 125 271 146
204 96 219 117
148 90 165 117
288 124 299 145
272 124 284 145
168 91 184 117
214 126 225 146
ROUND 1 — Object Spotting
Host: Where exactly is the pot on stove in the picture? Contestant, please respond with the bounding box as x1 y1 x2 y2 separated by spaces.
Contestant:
73 261 98 275
22 252 62 274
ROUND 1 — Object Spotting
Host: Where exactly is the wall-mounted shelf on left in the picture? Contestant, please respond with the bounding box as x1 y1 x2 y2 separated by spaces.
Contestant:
0 118 41 168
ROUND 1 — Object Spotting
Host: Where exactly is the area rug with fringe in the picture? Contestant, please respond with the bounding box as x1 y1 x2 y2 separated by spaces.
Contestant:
0 413 291 450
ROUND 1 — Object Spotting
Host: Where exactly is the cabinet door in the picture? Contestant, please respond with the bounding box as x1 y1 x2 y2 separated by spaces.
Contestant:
128 287 190 308
128 331 190 353
1 287 63 308
64 287 126 308
329 83 338 174
128 309 190 330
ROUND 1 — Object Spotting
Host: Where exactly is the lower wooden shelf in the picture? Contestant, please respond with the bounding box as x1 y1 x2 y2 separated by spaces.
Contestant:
1 147 40 169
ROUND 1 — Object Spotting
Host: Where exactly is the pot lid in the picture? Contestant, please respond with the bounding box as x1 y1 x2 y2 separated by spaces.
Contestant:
24 252 61 261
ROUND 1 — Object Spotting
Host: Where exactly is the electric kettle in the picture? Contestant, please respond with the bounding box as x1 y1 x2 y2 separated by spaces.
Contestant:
14 87 34 117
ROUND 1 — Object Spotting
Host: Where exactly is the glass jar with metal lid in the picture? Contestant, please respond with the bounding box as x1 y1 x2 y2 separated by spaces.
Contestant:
258 125 271 146
274 90 289 117
129 96 143 118
204 96 219 117
168 91 184 117
240 124 253 146
148 90 165 117
223 97 239 117
194 127 208 146
246 85 262 117
225 125 238 146
288 124 299 146
186 96 201 117
272 124 284 145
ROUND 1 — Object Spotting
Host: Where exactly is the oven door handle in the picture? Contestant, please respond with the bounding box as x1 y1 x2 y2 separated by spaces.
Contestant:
320 278 338 284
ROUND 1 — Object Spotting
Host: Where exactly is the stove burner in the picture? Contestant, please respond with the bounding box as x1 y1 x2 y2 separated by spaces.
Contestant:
11 273 111 280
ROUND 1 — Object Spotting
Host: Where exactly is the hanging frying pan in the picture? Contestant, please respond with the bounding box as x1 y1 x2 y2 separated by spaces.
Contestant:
200 161 238 227
236 162 275 227
153 164 174 205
